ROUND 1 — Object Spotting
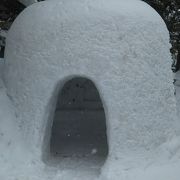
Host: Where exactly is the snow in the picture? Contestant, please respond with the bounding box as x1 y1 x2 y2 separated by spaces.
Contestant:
18 0 38 6
175 71 180 117
0 79 40 180
0 0 180 179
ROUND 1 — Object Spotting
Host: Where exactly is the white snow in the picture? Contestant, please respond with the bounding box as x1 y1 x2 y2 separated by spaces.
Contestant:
0 0 180 179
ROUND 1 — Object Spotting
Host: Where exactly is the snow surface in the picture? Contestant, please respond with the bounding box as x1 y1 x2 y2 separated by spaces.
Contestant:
0 0 180 179
0 78 180 180
18 0 38 6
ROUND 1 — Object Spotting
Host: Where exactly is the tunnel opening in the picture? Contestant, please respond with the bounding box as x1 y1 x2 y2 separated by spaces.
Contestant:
49 77 108 170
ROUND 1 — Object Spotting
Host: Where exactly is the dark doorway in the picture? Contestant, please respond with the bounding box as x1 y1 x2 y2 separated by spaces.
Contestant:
50 77 108 165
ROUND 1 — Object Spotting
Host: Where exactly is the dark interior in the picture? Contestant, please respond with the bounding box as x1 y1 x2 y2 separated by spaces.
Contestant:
50 77 108 160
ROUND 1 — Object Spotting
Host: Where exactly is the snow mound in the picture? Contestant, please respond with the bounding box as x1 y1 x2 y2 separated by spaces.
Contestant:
0 0 180 179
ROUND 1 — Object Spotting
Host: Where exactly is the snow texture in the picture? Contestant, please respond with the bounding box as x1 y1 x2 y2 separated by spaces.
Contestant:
0 0 180 179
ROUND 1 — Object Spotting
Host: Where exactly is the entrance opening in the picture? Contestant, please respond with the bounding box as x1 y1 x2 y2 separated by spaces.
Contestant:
49 77 108 172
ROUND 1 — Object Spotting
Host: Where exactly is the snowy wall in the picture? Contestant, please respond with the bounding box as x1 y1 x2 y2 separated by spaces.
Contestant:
3 0 180 178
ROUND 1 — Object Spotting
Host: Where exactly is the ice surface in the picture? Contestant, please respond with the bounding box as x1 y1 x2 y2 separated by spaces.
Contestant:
0 0 180 179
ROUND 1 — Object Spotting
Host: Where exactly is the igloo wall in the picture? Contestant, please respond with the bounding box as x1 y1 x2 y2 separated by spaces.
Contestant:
3 0 180 177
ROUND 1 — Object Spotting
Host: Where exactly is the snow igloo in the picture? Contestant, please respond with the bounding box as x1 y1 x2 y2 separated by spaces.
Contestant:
1 0 180 179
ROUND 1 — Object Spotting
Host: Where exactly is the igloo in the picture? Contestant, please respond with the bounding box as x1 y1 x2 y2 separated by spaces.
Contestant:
1 0 180 179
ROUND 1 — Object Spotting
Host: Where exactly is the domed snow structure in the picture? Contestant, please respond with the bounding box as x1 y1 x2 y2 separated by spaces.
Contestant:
0 0 180 179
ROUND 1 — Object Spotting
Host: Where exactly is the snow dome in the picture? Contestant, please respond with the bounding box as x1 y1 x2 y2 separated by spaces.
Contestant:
1 0 180 179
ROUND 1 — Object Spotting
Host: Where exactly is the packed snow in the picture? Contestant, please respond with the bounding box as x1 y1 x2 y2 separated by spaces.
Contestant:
0 0 180 179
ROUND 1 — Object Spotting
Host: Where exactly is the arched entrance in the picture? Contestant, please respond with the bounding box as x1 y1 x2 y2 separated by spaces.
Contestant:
49 77 108 168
